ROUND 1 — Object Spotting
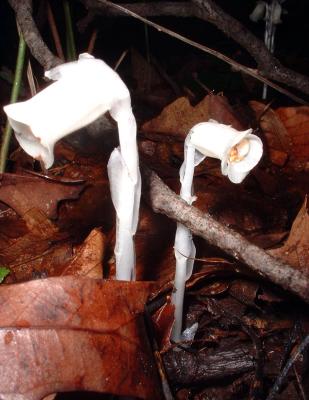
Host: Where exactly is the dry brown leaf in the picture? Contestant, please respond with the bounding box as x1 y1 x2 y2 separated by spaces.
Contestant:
141 94 247 140
0 208 72 282
0 214 106 282
131 48 164 93
0 172 85 219
61 228 104 278
269 196 309 274
0 276 161 399
152 300 175 352
249 101 291 167
276 106 309 169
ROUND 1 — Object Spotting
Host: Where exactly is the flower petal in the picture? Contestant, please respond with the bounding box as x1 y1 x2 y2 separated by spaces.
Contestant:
4 54 133 169
189 121 235 160
227 167 250 184
229 135 263 173
250 1 266 22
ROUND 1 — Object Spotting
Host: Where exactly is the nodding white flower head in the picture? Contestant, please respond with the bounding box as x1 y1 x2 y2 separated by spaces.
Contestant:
3 53 134 171
189 120 263 184
4 53 141 282
250 1 266 22
272 2 283 24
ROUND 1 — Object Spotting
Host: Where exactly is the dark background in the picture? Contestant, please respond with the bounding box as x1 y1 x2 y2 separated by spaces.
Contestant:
1 0 309 107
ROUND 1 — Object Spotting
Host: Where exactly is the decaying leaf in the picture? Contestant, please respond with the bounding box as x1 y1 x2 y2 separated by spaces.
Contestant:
61 228 105 278
249 100 291 167
0 207 73 282
0 172 85 219
0 276 161 399
276 106 309 169
250 102 309 170
141 94 246 140
269 196 309 274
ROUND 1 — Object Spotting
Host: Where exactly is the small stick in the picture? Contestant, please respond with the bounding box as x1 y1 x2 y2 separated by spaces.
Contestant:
114 49 129 71
87 28 98 54
47 2 65 60
27 61 37 96
97 0 307 105
266 334 309 400
141 166 309 304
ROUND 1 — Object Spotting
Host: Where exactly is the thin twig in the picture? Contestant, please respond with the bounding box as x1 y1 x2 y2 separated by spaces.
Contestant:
93 0 307 105
144 305 175 400
27 60 37 96
192 0 309 96
266 334 309 400
8 0 61 70
87 28 98 53
114 49 129 71
141 166 309 304
47 1 65 60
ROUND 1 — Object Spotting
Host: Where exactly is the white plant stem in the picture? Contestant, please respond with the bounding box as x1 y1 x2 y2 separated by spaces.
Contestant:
171 142 204 342
263 0 280 99
107 106 141 281
4 53 141 281
171 121 263 342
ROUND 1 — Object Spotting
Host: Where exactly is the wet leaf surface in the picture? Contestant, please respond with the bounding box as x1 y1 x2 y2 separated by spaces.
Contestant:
1 90 309 399
0 172 85 219
0 276 161 400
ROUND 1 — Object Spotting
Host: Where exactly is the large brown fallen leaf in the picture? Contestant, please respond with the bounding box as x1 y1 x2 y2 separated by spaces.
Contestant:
141 94 246 140
269 196 309 274
0 276 161 399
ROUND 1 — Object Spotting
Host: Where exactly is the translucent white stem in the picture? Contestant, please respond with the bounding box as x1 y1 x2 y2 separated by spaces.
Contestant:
108 147 141 281
172 223 196 342
263 1 278 100
171 142 202 342
107 105 141 281
115 224 135 281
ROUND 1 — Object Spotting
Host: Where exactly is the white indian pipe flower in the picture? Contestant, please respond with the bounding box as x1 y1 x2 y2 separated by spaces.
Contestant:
171 120 263 342
190 120 263 184
249 1 266 22
108 148 141 280
3 53 141 281
171 139 205 342
271 1 283 24
250 1 285 99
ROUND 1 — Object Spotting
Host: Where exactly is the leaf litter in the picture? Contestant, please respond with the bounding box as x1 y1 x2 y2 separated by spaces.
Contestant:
0 89 309 399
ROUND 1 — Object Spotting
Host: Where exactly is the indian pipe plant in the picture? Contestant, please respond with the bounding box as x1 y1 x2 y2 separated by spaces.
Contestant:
171 120 263 342
3 53 264 344
3 53 141 281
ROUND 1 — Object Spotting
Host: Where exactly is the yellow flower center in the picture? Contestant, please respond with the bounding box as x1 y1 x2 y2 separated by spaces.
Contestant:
228 138 250 163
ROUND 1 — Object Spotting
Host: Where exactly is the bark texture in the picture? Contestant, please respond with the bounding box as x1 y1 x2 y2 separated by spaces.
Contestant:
142 166 309 304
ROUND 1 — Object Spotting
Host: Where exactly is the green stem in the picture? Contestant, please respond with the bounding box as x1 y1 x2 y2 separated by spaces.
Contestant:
0 32 26 173
63 0 76 61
